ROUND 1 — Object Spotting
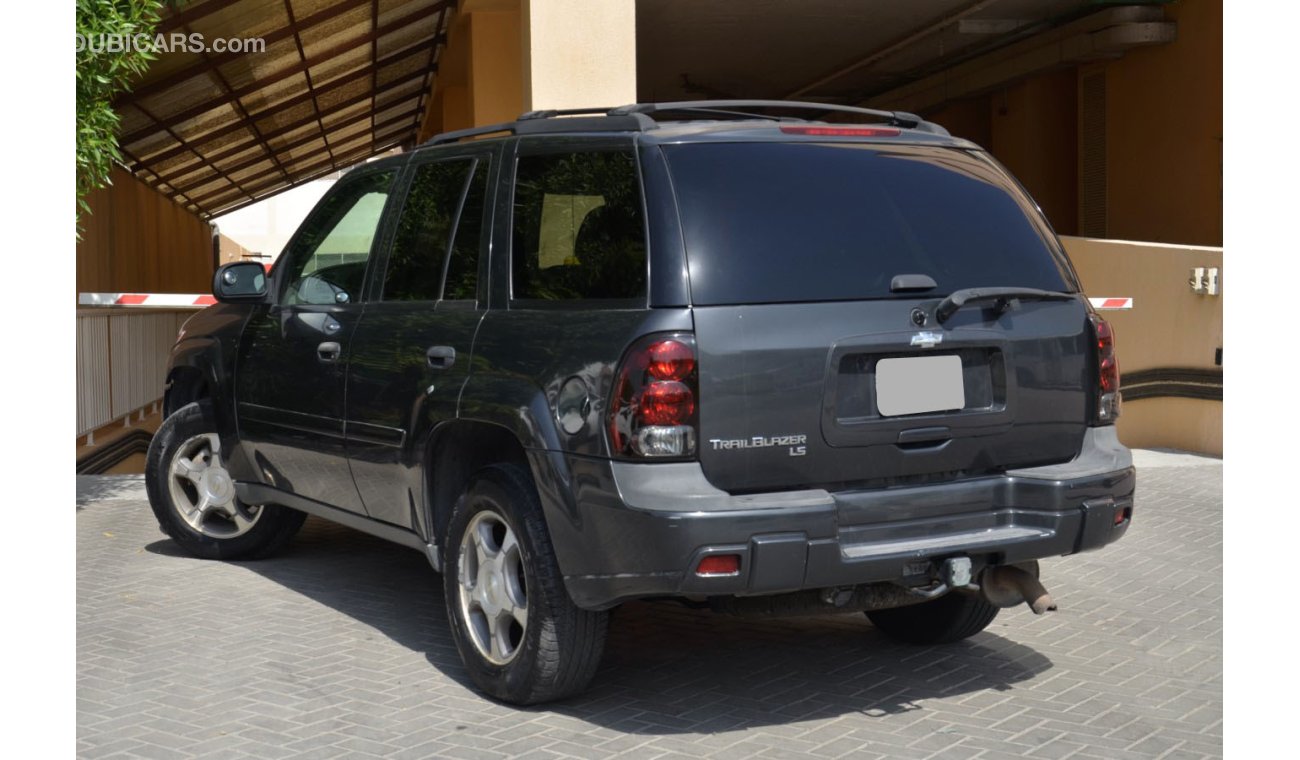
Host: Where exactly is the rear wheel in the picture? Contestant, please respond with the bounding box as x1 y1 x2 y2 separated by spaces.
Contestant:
443 464 608 704
866 591 999 645
145 401 306 559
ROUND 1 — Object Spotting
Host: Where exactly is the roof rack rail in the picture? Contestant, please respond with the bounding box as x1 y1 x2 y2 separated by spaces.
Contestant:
420 99 947 146
609 100 941 133
421 111 656 146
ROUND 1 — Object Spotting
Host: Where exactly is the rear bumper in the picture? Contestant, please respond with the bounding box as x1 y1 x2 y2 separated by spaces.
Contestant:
543 427 1135 610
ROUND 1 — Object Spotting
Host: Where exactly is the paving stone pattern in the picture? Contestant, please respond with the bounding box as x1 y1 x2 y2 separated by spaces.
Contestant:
77 463 1222 758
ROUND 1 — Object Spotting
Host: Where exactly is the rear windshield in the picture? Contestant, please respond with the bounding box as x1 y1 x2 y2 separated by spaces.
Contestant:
662 142 1072 305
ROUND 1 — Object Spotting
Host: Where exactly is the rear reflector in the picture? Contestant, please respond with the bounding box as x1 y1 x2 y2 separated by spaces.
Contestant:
779 126 901 137
696 554 741 576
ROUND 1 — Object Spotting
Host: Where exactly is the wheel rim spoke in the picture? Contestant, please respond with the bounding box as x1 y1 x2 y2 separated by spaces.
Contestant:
499 530 519 562
184 494 212 530
506 595 527 629
172 456 204 484
474 521 497 559
227 505 254 531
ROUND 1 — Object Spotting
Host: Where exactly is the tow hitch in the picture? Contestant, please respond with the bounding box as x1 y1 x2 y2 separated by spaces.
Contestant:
906 558 1058 616
904 556 980 600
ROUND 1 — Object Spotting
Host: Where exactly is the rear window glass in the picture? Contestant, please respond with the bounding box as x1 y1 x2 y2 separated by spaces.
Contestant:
662 143 1071 305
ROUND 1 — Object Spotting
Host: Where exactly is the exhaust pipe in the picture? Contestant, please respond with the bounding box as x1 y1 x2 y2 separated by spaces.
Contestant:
980 561 1057 615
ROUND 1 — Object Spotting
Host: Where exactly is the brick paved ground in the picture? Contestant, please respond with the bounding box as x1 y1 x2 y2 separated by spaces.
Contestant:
77 456 1221 759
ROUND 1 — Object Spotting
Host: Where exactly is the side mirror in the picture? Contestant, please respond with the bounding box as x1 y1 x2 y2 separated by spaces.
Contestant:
213 262 268 302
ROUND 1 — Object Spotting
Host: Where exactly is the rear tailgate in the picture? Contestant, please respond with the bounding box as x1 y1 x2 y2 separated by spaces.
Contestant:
694 299 1089 492
662 138 1090 494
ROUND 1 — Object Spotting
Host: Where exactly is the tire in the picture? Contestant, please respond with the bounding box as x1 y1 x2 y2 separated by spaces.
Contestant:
145 401 306 560
443 464 608 705
866 591 1000 645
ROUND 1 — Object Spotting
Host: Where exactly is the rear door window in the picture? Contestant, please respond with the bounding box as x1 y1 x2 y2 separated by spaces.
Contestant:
510 148 646 301
661 142 1072 305
381 155 489 303
382 159 474 302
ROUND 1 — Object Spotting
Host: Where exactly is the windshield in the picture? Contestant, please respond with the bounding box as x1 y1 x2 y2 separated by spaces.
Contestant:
661 142 1073 305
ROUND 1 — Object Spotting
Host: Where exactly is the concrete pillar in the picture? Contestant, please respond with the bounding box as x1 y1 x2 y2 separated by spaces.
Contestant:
522 0 636 111
419 0 636 138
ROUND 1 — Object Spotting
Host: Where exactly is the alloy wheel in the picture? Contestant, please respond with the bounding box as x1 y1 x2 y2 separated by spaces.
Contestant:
167 433 262 539
457 509 529 665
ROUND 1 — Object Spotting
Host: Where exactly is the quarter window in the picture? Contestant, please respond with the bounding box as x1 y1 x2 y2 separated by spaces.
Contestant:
511 149 646 301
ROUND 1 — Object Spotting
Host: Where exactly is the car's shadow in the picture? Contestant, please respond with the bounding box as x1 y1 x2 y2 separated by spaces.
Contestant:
148 517 1053 733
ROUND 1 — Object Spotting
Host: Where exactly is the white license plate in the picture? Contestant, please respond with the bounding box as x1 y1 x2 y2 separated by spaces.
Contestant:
875 355 965 417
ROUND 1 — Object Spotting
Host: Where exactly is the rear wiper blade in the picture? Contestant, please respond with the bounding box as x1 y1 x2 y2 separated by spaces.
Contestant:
935 287 1074 324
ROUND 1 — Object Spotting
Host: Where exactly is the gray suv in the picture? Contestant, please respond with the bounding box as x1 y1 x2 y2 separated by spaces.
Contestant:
146 101 1134 705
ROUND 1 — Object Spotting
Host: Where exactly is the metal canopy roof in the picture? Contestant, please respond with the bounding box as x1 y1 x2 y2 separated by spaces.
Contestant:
115 0 454 219
636 0 1168 104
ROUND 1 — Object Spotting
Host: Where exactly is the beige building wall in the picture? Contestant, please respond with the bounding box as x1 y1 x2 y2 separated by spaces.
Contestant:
522 0 636 111
419 0 635 139
1063 236 1222 456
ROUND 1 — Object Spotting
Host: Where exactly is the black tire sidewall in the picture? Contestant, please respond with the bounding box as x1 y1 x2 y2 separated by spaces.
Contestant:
145 401 300 560
866 591 1000 645
442 466 583 704
868 589 998 644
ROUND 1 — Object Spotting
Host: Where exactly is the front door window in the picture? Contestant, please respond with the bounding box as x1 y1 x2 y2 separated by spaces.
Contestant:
279 170 395 305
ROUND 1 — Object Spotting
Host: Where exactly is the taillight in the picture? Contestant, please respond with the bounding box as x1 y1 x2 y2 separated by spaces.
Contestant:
1089 314 1121 424
608 334 698 458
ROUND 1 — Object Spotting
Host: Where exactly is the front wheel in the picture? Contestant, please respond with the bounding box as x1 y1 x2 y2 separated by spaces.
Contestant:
145 401 306 560
866 591 1000 645
443 464 608 705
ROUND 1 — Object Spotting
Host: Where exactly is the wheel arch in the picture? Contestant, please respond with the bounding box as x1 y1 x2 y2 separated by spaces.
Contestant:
164 335 250 478
423 419 535 557
163 364 210 416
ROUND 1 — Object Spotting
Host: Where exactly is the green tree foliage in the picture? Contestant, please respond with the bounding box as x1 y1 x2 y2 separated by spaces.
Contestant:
76 0 163 228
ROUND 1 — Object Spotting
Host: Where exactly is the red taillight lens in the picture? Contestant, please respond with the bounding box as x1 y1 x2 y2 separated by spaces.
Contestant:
1089 315 1121 424
778 126 901 137
1095 319 1117 390
639 381 695 425
608 333 699 458
696 554 740 576
647 339 695 381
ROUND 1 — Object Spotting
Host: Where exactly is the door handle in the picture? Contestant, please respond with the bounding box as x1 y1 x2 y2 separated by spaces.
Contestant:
317 341 342 363
426 345 456 370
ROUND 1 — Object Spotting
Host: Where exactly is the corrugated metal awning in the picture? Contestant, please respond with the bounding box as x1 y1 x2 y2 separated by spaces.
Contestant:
114 0 454 219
